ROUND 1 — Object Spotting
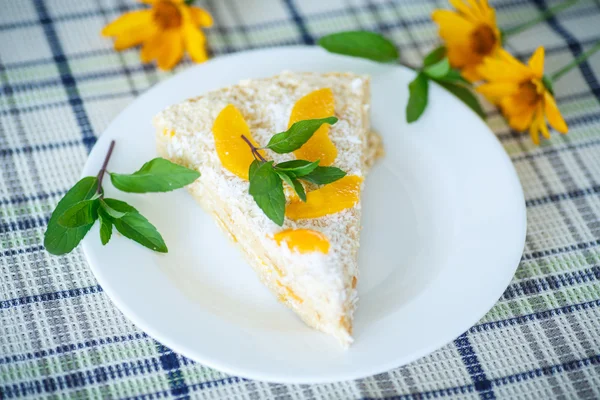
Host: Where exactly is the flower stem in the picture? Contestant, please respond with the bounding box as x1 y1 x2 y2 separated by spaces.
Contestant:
551 40 600 81
97 140 116 196
241 135 267 162
503 0 578 38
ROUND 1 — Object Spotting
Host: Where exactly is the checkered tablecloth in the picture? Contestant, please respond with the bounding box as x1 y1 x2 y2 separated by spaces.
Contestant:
1 0 600 398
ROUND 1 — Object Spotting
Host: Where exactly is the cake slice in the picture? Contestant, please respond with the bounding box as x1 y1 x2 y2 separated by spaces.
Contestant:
154 72 378 347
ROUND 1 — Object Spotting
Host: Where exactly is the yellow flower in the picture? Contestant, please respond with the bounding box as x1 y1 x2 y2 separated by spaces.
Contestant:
432 0 501 81
477 47 568 144
102 0 213 71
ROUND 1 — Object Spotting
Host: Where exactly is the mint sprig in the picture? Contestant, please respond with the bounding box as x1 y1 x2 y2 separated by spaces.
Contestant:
44 140 200 255
241 119 347 226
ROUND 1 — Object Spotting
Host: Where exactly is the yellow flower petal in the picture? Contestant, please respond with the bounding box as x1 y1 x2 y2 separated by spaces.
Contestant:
544 92 568 134
102 10 152 37
432 10 474 40
184 23 208 63
461 64 482 82
502 96 536 132
189 6 213 27
540 119 551 140
528 111 545 144
113 23 158 51
477 52 533 83
140 33 162 63
157 29 183 70
477 82 519 99
528 47 545 78
449 0 479 21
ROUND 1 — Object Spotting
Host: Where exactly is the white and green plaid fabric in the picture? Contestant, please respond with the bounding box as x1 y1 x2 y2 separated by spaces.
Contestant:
1 0 600 398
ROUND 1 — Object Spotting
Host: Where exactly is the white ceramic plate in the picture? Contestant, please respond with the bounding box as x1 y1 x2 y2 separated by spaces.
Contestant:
81 46 526 383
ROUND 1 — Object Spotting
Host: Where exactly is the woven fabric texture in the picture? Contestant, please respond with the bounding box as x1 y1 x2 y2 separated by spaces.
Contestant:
1 0 600 398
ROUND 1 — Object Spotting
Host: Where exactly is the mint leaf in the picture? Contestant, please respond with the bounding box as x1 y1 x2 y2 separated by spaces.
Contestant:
406 73 429 123
423 58 450 79
301 166 346 185
44 176 99 256
249 162 286 226
110 158 200 193
111 207 168 253
318 31 399 62
274 159 320 178
100 198 136 218
265 117 338 154
291 178 306 202
423 46 446 67
58 199 99 228
98 208 112 245
249 160 262 181
276 171 306 202
437 81 486 120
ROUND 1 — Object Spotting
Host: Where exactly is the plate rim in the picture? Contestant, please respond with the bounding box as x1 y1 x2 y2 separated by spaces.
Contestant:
81 45 527 383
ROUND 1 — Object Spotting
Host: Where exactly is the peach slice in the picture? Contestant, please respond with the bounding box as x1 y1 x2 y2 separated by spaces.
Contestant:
286 175 363 220
273 228 330 254
212 104 264 180
289 88 337 166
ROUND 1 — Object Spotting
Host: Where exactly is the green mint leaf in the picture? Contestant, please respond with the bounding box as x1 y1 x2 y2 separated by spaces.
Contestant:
318 31 399 62
291 178 306 202
57 199 99 228
98 208 113 245
111 208 168 253
423 46 446 67
437 81 486 120
275 171 306 202
265 117 338 154
423 58 450 79
110 158 200 193
406 73 429 123
100 198 136 219
44 176 99 256
274 159 320 178
249 162 286 226
249 159 262 181
301 166 346 185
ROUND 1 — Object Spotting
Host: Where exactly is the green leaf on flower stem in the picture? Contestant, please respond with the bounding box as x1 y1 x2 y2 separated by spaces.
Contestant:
437 81 486 120
423 46 446 67
424 58 451 79
406 73 429 123
318 31 399 62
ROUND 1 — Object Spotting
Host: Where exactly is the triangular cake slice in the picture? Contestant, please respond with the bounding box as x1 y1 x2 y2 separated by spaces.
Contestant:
154 72 378 347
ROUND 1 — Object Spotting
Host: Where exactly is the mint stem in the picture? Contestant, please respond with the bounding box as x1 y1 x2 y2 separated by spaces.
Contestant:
97 140 116 196
551 40 600 81
503 0 578 38
241 135 267 162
